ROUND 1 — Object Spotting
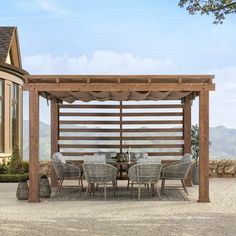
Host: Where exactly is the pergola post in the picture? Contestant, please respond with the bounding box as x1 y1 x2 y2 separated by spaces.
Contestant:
183 96 192 186
28 90 40 203
51 97 59 187
198 91 210 202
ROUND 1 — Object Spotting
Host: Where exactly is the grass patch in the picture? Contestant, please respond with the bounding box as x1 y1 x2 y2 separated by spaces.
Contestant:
0 173 29 182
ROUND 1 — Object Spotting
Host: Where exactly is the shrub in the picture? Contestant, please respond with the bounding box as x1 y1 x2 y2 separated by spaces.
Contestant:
22 161 29 173
9 144 23 174
191 124 199 165
0 173 29 182
0 163 9 174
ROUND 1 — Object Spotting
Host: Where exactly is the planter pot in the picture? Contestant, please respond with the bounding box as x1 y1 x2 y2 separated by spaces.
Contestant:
192 165 199 185
39 176 51 198
16 181 29 200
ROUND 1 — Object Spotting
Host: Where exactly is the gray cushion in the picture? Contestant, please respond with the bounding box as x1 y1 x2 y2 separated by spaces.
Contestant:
52 152 66 163
180 153 192 163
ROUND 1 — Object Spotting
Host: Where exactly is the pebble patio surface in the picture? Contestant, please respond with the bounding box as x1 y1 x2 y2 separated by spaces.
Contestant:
0 178 236 236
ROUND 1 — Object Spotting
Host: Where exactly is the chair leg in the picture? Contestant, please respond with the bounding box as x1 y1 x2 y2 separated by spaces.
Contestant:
104 184 107 200
127 179 130 189
138 184 141 200
161 179 165 194
92 183 95 196
131 182 134 197
155 183 161 200
112 181 116 197
151 183 155 196
181 179 188 195
58 179 64 193
80 178 84 192
85 183 90 200
78 178 84 192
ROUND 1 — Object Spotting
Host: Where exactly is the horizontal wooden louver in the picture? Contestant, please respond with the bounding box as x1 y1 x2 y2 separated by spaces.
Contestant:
58 102 184 158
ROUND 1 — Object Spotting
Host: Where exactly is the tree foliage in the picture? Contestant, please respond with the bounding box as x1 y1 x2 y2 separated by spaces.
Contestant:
9 144 23 174
191 124 199 165
179 0 236 24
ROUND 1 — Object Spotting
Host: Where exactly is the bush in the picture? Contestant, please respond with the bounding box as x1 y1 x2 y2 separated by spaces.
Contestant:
9 144 23 174
0 161 9 174
22 161 29 173
0 173 29 182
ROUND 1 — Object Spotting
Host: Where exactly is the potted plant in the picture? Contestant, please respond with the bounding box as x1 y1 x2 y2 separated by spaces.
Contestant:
191 124 200 185
16 177 29 200
8 144 29 200
39 175 51 198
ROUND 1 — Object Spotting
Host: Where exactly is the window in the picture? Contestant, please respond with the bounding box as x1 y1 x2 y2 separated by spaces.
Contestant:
0 79 3 152
12 83 19 149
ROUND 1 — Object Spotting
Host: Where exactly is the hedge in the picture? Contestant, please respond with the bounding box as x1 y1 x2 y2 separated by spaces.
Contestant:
0 173 29 182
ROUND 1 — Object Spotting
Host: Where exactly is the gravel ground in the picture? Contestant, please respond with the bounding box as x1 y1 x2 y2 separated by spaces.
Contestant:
0 178 236 236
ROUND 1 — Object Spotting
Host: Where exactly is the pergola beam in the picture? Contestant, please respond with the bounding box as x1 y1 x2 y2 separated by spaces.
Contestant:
24 83 215 91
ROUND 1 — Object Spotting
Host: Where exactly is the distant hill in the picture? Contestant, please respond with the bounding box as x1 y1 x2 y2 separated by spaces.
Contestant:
23 121 236 160
209 125 236 158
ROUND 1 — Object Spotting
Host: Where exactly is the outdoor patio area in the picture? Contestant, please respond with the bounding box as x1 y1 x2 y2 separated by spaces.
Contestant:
0 178 235 236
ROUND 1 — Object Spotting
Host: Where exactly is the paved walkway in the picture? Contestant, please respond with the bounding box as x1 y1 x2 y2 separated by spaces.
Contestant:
0 178 236 236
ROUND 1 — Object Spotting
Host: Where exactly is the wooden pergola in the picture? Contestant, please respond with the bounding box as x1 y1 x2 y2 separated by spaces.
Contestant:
23 75 215 203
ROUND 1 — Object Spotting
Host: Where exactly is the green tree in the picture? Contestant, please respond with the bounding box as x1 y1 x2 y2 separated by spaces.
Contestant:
191 124 199 165
179 0 236 24
9 144 23 174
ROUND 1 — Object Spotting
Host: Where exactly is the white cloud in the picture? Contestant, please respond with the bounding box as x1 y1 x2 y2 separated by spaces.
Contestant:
23 50 174 74
22 51 236 128
35 0 72 15
16 0 73 16
205 66 236 128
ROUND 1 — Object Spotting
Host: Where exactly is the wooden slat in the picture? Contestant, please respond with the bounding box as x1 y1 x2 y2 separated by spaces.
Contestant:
59 120 120 125
59 104 184 109
61 152 183 156
148 152 183 156
24 74 215 80
61 152 95 156
59 120 183 125
59 112 183 117
59 128 183 133
59 144 183 148
24 82 215 92
59 136 184 140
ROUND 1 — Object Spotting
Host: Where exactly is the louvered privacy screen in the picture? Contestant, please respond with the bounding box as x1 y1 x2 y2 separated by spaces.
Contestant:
58 101 184 159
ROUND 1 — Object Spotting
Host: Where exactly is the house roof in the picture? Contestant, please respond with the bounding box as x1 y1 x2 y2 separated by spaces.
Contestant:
0 26 22 68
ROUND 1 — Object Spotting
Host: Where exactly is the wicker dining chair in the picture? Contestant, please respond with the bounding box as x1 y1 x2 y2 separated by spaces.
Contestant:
128 163 162 200
161 154 192 195
51 152 83 196
82 163 117 200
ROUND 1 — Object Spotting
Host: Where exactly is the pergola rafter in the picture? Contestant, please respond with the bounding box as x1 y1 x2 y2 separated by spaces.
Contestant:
24 74 215 203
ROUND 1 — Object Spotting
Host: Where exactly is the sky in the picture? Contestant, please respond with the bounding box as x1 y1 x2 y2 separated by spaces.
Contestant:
1 0 236 128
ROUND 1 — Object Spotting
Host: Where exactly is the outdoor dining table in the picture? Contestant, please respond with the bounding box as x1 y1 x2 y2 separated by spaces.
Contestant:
106 160 136 180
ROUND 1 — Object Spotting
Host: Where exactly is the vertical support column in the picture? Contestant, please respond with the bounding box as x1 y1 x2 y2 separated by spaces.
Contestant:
198 91 210 202
119 101 122 153
18 86 23 155
28 90 40 203
51 97 59 187
4 81 11 154
183 96 192 186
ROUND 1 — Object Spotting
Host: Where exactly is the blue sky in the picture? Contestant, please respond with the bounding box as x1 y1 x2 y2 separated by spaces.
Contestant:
1 0 236 127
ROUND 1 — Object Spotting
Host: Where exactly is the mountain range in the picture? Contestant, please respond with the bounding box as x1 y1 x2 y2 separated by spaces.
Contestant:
23 120 236 160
